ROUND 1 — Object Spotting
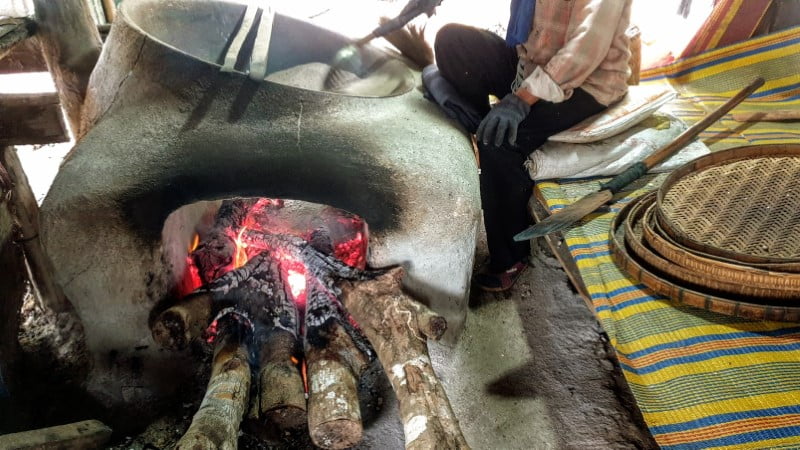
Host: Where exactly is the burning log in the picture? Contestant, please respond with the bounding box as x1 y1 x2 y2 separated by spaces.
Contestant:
339 267 469 450
151 292 212 351
191 199 257 284
176 317 251 450
304 279 372 449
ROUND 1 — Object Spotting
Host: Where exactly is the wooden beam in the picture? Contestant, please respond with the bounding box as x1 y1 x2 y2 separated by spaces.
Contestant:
31 0 103 136
0 38 48 74
0 92 69 146
0 17 36 62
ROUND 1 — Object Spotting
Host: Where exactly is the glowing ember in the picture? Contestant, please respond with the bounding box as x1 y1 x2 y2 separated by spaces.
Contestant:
185 198 368 344
205 319 219 344
335 231 367 269
287 269 306 302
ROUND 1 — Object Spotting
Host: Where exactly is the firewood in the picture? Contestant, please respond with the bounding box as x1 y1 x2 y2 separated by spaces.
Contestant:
339 267 470 450
151 292 213 351
305 280 371 450
248 329 307 433
176 319 251 450
0 419 112 449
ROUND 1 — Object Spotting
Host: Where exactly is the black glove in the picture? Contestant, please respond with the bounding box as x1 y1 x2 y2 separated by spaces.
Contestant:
476 93 531 147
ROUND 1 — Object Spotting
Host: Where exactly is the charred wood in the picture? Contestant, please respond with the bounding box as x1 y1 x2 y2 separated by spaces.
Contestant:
339 267 469 450
191 199 256 284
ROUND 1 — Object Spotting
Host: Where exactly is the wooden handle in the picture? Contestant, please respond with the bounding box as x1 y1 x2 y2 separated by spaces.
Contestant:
732 110 800 122
642 77 765 169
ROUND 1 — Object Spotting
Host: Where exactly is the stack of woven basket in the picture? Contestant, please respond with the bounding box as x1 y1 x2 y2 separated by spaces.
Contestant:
611 144 800 321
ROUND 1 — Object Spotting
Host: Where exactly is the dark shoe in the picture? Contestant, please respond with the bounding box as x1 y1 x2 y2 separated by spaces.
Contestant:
473 260 528 292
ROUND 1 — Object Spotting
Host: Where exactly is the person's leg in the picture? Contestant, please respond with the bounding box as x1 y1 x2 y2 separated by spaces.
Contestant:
433 24 518 127
477 89 606 284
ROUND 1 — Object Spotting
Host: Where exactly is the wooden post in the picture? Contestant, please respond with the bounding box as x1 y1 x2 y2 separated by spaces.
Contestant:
31 0 102 136
339 267 470 450
1 146 74 314
0 150 26 396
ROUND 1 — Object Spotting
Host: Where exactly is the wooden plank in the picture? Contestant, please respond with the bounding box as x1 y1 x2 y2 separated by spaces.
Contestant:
0 17 35 62
0 420 112 449
528 190 594 312
0 92 69 145
0 38 48 74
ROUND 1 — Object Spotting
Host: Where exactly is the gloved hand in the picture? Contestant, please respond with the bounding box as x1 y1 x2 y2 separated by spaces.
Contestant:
477 93 532 147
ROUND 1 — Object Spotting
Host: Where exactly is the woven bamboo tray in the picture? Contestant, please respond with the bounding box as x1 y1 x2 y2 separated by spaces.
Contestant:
624 193 799 299
610 193 800 322
648 208 800 273
657 144 800 265
642 203 800 291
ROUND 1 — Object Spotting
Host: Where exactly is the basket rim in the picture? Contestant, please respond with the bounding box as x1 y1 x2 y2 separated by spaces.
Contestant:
610 192 800 323
624 194 800 299
656 143 800 264
642 204 800 288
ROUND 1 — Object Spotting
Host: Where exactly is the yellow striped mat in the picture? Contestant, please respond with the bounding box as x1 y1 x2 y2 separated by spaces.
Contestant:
641 25 800 151
534 28 800 449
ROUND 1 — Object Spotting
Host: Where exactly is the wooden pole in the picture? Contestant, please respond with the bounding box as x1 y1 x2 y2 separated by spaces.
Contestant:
31 0 102 136
176 322 251 450
339 267 470 450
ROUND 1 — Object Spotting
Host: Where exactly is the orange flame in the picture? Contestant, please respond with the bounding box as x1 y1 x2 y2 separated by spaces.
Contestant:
189 233 200 252
233 226 249 269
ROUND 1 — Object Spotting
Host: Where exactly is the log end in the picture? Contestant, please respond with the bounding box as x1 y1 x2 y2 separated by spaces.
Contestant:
310 419 363 450
422 315 448 341
151 310 189 350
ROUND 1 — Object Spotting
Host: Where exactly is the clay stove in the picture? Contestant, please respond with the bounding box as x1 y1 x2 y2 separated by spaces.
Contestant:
39 0 480 428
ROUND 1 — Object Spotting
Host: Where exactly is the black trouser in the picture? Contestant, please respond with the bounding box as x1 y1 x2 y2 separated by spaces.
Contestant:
434 24 606 272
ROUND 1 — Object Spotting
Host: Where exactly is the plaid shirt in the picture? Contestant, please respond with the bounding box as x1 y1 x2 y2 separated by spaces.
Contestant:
516 0 632 106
